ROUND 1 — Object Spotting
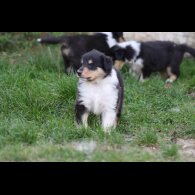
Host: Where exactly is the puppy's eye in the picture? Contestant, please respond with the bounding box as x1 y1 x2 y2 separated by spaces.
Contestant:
88 64 97 70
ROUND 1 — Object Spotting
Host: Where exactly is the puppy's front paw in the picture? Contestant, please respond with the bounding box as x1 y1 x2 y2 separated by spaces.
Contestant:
165 79 174 88
164 83 173 88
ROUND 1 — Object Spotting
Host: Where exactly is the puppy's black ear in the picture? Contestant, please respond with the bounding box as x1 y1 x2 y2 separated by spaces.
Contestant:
112 32 124 40
125 46 135 61
111 45 126 61
102 55 113 74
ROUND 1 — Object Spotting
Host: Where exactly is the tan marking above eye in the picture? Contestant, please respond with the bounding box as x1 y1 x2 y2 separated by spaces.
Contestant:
88 59 93 64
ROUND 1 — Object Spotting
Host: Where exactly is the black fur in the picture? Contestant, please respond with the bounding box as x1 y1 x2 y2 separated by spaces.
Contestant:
115 69 124 118
75 103 87 125
38 35 69 44
75 49 124 130
79 49 113 76
112 45 135 61
38 32 124 74
113 41 195 82
112 32 125 42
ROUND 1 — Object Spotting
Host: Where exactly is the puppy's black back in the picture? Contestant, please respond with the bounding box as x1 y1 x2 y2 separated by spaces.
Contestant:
140 41 179 70
62 34 114 72
65 34 113 56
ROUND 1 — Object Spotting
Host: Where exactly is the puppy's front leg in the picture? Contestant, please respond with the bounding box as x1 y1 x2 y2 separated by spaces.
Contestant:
75 104 89 128
165 67 178 88
114 60 125 70
101 111 117 133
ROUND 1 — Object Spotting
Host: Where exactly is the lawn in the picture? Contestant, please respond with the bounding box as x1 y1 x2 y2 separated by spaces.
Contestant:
0 32 195 161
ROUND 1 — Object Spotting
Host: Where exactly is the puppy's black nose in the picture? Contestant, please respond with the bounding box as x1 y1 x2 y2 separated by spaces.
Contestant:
77 69 82 77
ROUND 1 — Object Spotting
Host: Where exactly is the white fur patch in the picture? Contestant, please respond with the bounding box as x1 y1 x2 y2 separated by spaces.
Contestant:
117 41 143 77
118 41 141 58
88 60 93 64
139 74 145 82
78 69 119 131
37 38 42 43
130 58 144 76
99 32 117 48
82 112 89 128
102 111 117 132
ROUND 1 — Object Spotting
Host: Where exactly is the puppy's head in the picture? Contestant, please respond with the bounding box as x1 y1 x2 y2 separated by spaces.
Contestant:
111 44 136 70
112 32 125 42
77 49 113 82
112 45 135 61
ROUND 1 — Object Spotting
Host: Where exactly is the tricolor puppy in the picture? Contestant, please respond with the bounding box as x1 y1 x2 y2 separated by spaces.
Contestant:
113 41 195 85
37 32 125 74
75 49 124 132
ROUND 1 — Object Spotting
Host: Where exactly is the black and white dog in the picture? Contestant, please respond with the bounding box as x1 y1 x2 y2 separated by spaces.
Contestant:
37 32 125 74
75 49 124 132
113 40 195 85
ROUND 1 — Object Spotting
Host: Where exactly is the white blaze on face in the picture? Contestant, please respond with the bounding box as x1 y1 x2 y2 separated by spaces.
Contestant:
118 41 141 59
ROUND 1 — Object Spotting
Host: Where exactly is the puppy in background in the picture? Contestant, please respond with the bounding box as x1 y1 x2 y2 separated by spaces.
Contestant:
112 40 195 87
75 49 124 132
37 32 125 74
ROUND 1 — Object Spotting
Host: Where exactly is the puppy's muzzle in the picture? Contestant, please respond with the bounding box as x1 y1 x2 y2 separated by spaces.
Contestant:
77 68 83 77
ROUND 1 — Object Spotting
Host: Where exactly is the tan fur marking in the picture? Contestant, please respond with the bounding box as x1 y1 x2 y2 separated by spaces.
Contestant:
166 66 177 83
118 37 125 42
62 48 70 56
81 67 106 81
114 60 125 70
160 70 168 78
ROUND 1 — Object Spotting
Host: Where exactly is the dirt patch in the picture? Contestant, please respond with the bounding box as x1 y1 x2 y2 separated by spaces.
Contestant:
177 139 195 160
72 140 97 154
70 137 195 161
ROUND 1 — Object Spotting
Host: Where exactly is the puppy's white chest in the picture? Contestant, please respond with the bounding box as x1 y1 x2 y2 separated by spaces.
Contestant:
87 85 108 114
78 72 119 115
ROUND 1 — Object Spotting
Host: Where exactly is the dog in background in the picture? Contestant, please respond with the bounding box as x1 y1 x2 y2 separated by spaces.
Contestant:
37 32 125 74
112 40 195 86
75 49 124 132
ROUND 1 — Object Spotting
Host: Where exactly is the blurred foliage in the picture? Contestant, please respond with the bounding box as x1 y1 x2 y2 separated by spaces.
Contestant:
0 32 89 52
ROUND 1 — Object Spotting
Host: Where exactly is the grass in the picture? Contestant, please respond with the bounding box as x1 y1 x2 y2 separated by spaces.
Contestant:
0 33 195 161
161 144 179 159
